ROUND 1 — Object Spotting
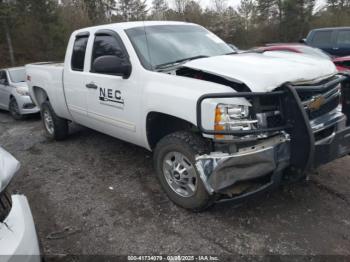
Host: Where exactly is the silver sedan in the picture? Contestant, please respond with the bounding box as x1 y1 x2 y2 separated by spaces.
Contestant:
0 67 40 120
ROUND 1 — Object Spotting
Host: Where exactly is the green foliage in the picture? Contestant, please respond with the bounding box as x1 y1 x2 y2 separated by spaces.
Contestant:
0 0 349 68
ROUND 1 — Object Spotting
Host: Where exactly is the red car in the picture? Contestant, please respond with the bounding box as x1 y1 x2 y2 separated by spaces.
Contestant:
252 44 350 73
333 56 350 72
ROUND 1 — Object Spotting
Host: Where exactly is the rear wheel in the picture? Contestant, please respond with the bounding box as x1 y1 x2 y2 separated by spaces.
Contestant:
154 131 214 211
41 100 68 141
9 98 24 120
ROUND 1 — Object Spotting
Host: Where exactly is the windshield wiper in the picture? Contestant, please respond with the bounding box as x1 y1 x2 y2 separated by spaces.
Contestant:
155 55 209 70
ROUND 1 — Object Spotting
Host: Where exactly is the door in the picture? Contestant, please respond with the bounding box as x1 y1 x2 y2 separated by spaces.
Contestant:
85 30 140 144
63 32 91 124
334 29 350 57
0 71 11 110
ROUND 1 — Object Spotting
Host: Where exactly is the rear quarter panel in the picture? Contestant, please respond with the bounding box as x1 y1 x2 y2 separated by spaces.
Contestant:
26 64 72 120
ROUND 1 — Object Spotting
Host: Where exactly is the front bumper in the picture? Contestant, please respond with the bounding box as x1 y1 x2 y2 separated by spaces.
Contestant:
0 195 40 262
195 74 350 200
196 135 290 194
17 96 40 115
196 120 350 197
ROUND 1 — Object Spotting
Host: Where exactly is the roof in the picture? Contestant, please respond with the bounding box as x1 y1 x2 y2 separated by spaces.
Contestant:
74 21 196 34
310 27 350 31
1 66 25 71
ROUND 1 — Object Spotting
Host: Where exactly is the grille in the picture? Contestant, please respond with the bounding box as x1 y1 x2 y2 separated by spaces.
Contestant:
297 78 341 120
0 190 12 222
23 103 36 109
307 95 340 120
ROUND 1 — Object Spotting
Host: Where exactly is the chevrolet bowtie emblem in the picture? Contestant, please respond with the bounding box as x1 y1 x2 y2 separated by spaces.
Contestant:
308 96 326 111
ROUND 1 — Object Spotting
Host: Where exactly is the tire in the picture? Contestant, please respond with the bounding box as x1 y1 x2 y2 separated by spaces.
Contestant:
9 98 24 120
40 100 68 141
154 131 214 211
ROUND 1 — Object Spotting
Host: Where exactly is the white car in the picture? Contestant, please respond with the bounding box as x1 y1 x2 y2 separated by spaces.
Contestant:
26 21 350 210
0 67 40 120
0 147 40 262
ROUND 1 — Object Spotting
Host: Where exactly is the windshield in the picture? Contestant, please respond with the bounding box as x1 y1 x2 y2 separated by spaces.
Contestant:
8 68 26 83
126 25 233 70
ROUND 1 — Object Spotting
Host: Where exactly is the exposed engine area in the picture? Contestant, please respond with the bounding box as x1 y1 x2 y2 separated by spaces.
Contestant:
176 67 251 93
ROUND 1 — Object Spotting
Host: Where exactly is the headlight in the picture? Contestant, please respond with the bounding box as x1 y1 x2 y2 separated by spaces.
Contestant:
214 104 257 140
16 88 29 96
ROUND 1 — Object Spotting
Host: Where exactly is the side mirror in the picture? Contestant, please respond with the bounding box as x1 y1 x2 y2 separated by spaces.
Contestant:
299 38 306 44
92 55 132 79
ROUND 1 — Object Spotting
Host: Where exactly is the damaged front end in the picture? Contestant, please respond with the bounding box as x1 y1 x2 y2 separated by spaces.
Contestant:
195 74 350 202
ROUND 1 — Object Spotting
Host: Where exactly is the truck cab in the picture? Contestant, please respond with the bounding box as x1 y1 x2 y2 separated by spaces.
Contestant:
26 22 350 211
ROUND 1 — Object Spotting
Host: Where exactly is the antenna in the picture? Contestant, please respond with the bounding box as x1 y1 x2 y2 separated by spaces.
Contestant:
143 21 154 70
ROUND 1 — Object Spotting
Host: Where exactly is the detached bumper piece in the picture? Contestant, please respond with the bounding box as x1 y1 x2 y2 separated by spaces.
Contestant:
196 74 350 201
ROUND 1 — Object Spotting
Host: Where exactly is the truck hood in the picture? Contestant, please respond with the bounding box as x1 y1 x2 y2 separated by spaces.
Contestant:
0 147 20 193
183 52 338 92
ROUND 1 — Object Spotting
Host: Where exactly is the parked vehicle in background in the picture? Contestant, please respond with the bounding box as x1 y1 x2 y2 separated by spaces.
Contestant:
252 44 350 73
0 67 40 120
252 44 331 60
26 22 350 211
0 147 40 262
304 27 350 57
333 56 350 73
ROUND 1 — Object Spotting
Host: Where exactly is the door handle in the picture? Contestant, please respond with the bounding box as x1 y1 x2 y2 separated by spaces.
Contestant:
86 83 98 89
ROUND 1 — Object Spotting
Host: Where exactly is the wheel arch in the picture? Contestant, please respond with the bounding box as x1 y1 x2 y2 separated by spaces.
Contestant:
146 112 200 150
32 86 49 107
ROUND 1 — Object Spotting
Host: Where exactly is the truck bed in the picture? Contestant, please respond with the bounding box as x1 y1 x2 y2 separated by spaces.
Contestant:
26 62 71 120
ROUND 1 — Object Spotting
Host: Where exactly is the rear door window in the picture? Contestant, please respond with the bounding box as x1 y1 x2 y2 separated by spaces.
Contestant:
71 35 89 71
336 30 350 47
311 31 333 46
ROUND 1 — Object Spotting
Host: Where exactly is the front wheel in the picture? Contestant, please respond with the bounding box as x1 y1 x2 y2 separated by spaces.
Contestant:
154 131 214 211
41 100 68 141
9 98 24 120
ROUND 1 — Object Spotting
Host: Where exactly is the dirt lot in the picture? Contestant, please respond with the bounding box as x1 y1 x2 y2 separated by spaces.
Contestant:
1 109 350 258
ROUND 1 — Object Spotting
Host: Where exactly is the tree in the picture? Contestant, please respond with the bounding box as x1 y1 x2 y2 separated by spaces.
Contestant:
0 0 16 66
116 0 148 21
82 0 115 24
174 0 190 14
212 0 228 13
151 0 169 20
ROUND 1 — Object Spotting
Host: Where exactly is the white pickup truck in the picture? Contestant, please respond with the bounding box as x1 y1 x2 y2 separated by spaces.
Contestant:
26 21 350 210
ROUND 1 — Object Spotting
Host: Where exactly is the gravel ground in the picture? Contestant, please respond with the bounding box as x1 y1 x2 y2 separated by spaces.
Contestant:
1 109 350 259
